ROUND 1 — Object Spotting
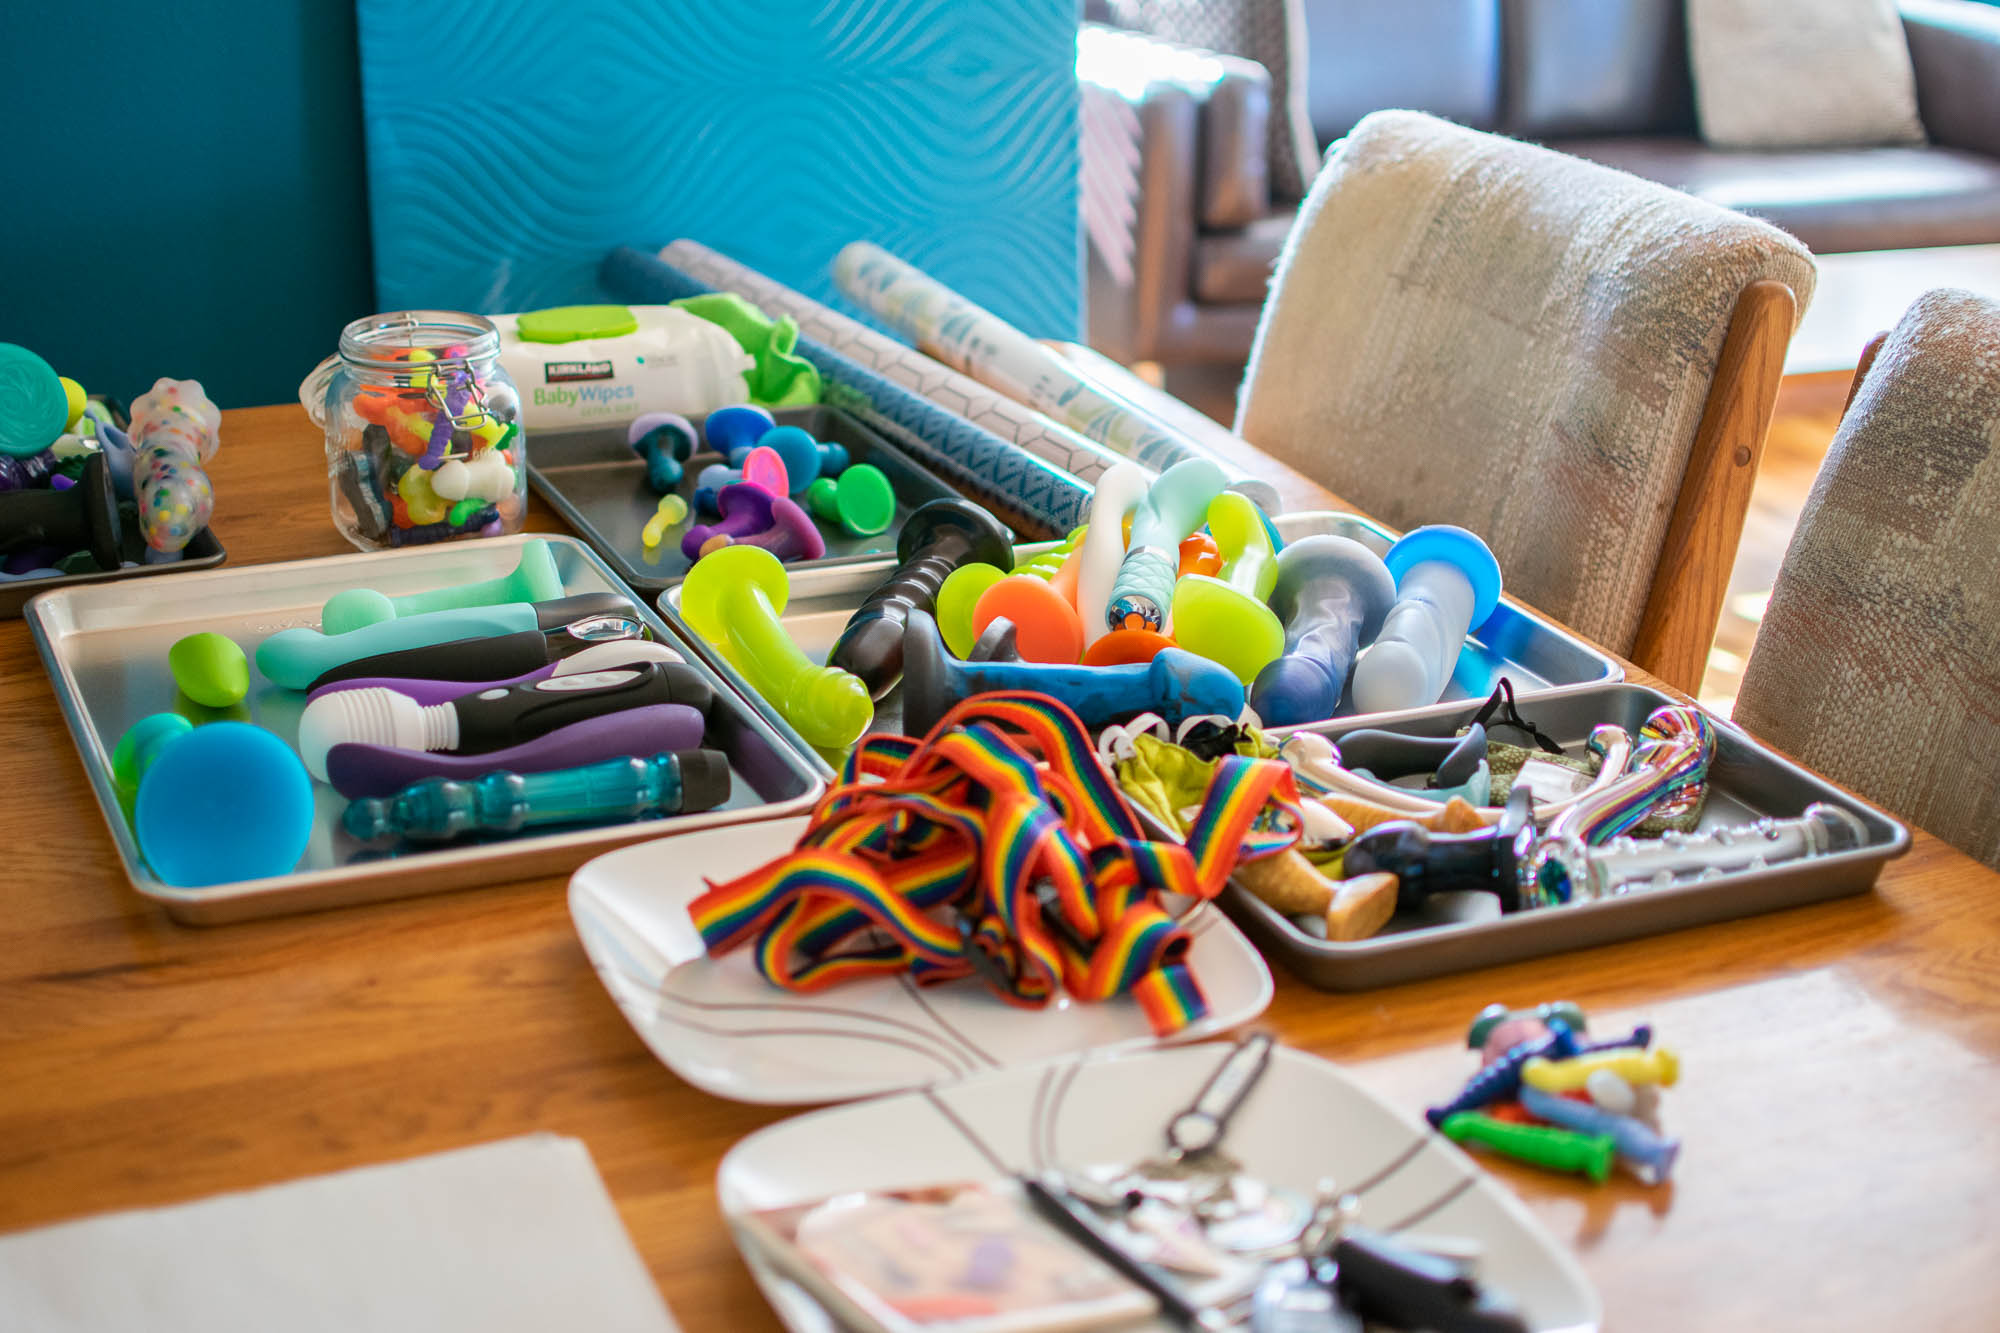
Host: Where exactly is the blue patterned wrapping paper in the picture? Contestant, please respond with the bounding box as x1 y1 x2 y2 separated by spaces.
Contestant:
356 0 1080 340
600 247 1090 537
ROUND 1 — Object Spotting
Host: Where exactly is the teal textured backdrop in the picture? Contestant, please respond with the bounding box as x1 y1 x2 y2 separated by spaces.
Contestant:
0 1 374 409
357 0 1082 339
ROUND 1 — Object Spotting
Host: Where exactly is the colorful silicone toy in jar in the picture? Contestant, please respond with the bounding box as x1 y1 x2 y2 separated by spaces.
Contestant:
299 311 526 552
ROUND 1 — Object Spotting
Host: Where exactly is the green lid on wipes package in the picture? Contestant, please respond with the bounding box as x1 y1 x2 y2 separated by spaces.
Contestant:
515 304 640 344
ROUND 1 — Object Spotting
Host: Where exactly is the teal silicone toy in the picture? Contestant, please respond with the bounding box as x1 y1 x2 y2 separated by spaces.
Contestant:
0 343 70 458
318 539 564 635
257 603 546 690
116 715 315 887
1105 457 1228 633
168 632 250 708
748 425 824 495
1350 525 1503 714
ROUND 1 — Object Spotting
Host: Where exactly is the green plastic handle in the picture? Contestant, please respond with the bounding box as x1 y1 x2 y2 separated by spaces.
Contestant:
1440 1111 1616 1182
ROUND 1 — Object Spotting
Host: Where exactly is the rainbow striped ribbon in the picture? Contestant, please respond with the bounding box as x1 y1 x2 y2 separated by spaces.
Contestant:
689 692 1303 1036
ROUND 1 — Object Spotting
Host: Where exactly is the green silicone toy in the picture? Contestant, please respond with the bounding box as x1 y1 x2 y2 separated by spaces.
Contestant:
1171 491 1285 685
678 544 872 750
805 464 896 537
319 539 564 635
934 562 1009 659
168 632 250 708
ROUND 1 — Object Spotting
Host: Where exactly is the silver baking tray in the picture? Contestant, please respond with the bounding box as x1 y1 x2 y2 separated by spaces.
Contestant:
0 526 227 620
1221 683 1911 990
27 533 827 924
659 511 1623 760
529 405 971 598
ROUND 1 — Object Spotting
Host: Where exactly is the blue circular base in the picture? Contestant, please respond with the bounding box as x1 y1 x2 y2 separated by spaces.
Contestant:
1383 524 1503 627
702 404 776 458
136 723 315 887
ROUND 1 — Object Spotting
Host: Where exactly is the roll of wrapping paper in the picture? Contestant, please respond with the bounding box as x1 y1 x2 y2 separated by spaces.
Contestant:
832 241 1282 512
659 240 1140 488
599 248 1088 536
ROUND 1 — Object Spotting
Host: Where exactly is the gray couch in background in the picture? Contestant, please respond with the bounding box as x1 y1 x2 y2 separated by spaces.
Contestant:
1080 0 2000 366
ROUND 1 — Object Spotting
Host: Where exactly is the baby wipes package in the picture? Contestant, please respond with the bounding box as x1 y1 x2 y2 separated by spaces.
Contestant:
496 304 755 431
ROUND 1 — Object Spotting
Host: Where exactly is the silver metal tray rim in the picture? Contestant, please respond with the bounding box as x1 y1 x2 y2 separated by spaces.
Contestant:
1223 682 1912 965
658 510 1625 764
27 533 829 922
0 525 228 619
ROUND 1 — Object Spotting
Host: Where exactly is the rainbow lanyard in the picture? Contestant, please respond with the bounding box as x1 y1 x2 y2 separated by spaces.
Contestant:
691 692 1302 1035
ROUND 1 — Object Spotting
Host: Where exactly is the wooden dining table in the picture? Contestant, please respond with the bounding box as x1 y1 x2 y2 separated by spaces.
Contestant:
3 404 1996 1331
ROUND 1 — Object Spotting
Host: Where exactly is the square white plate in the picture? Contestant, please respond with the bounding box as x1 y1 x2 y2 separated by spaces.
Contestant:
718 1042 1600 1332
569 820 1274 1104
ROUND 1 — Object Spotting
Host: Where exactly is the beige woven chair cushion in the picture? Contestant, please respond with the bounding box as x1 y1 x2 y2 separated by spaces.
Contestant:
1735 288 2000 867
1236 109 1816 653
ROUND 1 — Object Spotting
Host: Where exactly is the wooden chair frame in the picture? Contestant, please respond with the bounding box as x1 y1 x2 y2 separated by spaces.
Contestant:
1629 279 1798 694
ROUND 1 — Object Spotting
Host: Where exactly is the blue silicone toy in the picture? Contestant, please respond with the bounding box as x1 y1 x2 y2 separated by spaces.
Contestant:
1249 535 1398 726
1350 525 1503 715
702 404 775 457
729 425 846 495
117 715 315 887
899 609 1243 738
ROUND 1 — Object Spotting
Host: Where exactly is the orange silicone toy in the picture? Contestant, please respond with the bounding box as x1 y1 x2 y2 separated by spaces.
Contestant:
973 576 1084 663
1083 627 1176 666
1179 533 1221 578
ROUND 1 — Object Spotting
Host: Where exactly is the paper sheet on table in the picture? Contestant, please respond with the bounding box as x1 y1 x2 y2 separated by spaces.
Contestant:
0 1133 681 1333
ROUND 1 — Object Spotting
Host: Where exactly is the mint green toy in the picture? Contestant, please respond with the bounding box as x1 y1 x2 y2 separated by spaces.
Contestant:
1105 458 1226 634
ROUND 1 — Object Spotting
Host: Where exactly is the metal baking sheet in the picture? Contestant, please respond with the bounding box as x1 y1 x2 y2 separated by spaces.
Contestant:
659 510 1623 761
528 405 970 597
27 533 826 924
1222 683 1911 991
0 526 226 619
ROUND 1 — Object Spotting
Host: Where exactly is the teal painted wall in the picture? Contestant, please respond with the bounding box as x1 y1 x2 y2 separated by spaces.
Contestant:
0 2 374 409
357 0 1082 341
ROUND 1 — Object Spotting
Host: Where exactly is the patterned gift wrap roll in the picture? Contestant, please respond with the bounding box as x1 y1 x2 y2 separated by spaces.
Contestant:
599 248 1090 536
658 240 1137 488
832 241 1280 512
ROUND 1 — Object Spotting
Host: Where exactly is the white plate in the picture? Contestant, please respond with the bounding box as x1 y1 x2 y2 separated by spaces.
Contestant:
569 819 1275 1105
718 1042 1601 1332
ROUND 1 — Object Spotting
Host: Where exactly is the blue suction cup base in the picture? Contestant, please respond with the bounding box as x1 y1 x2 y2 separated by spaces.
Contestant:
135 722 315 887
1383 524 1503 627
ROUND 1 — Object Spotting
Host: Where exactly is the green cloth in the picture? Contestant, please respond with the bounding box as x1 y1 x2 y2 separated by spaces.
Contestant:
670 293 821 407
1112 729 1279 837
